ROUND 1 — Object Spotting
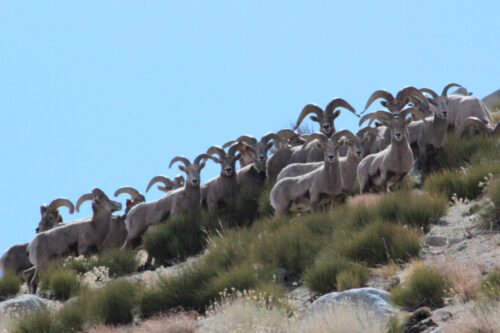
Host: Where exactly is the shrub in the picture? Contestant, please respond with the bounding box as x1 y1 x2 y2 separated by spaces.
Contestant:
39 263 82 300
203 264 260 302
90 279 138 326
143 213 204 266
487 179 500 218
140 261 217 318
479 268 500 298
54 298 89 332
304 252 368 294
341 221 420 267
390 265 448 310
425 163 500 200
0 271 21 300
91 248 138 277
220 188 265 228
204 229 252 271
433 133 500 171
257 182 275 218
11 309 57 333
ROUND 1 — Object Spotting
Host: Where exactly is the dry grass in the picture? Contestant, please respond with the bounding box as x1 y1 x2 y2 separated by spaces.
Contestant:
445 298 500 333
437 259 480 302
89 312 198 333
347 193 382 207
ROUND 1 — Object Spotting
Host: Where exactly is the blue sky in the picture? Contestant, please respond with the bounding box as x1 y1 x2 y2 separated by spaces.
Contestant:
0 1 498 254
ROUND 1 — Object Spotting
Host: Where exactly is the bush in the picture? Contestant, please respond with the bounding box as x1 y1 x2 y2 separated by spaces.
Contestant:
91 248 138 277
390 265 448 310
39 263 82 300
304 252 369 294
203 264 260 302
425 163 500 200
90 279 138 325
54 297 89 333
341 221 420 267
220 188 265 228
487 179 500 218
0 271 21 300
11 309 56 333
143 213 204 266
433 132 500 171
479 268 500 298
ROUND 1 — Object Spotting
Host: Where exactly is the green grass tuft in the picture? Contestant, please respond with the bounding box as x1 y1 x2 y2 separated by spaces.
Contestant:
479 268 500 298
39 263 82 301
0 271 21 301
90 279 138 325
90 248 139 278
390 265 448 310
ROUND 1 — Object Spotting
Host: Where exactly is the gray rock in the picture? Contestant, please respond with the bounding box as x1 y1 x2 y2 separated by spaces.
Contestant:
482 89 500 110
451 87 471 96
425 236 448 247
306 287 398 320
433 309 452 322
0 294 49 322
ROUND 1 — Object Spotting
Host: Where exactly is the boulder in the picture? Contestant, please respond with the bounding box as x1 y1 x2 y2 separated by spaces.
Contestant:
306 287 398 320
482 89 500 111
0 294 50 322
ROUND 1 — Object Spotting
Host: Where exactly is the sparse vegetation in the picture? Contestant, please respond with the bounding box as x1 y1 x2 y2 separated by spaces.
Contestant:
390 264 448 310
39 263 82 300
91 279 138 325
0 271 21 301
479 268 500 298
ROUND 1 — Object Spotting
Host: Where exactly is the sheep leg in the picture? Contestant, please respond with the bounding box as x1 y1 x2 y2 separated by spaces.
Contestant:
29 266 39 294
23 266 36 292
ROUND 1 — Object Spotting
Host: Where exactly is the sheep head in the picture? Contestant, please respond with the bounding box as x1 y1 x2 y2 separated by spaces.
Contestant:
360 108 423 142
234 133 285 173
169 154 211 187
421 83 462 119
114 186 145 214
36 198 74 233
456 117 490 138
294 98 359 136
363 86 427 114
277 129 305 147
76 188 122 216
356 126 378 157
206 144 242 177
304 129 357 163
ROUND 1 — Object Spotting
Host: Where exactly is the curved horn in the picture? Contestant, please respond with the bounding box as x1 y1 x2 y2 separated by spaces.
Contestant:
114 186 142 200
222 140 237 149
420 88 439 100
261 132 285 145
332 129 358 144
169 156 191 169
357 126 378 138
325 98 359 117
48 198 75 214
442 83 462 97
206 145 226 159
236 135 258 147
457 117 489 138
359 110 394 127
194 153 215 165
227 142 244 157
76 193 93 213
363 90 394 113
395 86 426 106
91 187 106 198
277 129 300 141
399 107 424 122
408 96 432 116
146 175 174 192
294 104 324 129
303 132 328 147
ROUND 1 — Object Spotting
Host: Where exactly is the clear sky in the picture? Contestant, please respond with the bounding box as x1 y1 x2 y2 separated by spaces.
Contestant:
0 1 498 254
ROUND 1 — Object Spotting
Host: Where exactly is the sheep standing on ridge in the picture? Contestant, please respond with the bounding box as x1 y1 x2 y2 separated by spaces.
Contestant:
0 198 74 276
357 108 423 193
201 143 242 211
25 188 121 293
122 154 211 248
270 130 357 214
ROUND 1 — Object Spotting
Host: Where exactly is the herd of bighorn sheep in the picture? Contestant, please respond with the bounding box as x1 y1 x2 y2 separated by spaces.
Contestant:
1 83 497 293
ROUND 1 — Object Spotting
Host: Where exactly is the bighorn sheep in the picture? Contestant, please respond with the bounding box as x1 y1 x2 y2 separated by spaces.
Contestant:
25 188 121 293
146 175 185 193
0 198 74 275
338 126 378 158
294 98 359 136
363 86 428 113
230 133 284 191
276 129 307 147
276 132 363 194
456 116 500 138
407 88 451 173
201 143 241 210
101 187 146 251
443 83 492 130
270 130 356 214
123 154 210 248
357 108 423 193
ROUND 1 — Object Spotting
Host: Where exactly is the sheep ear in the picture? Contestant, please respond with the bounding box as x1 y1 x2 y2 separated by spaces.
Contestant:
178 165 186 172
200 161 207 169
40 204 48 215
380 101 388 108
266 142 274 151
234 153 242 161
333 110 341 119
310 115 319 122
